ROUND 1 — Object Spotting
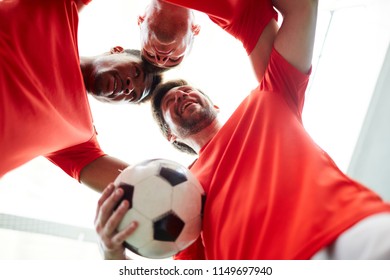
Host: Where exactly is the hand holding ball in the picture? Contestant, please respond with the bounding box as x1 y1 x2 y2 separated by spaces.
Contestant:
114 159 205 259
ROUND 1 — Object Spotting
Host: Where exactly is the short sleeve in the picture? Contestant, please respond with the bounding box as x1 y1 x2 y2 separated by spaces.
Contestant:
260 48 311 115
45 134 106 181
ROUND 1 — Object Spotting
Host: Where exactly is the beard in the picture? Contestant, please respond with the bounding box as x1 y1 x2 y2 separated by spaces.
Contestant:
176 106 217 138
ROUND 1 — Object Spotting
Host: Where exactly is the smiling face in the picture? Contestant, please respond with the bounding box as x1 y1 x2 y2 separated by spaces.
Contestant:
83 49 159 104
161 85 218 139
138 2 200 68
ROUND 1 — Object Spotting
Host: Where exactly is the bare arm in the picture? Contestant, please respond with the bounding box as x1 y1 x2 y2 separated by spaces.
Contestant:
80 155 129 193
272 0 318 73
249 0 318 81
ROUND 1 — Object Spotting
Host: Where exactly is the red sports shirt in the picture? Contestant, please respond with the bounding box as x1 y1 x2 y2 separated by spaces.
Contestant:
0 0 105 180
164 0 277 55
175 48 390 259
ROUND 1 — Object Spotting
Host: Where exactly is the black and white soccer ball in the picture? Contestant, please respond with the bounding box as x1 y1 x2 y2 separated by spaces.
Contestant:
114 158 205 259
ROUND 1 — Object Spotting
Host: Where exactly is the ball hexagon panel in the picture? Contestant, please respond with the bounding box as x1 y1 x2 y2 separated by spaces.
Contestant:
185 171 205 195
119 209 153 249
115 164 157 186
132 176 173 219
171 182 203 221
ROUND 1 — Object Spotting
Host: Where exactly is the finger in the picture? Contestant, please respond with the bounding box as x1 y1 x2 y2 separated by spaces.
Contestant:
112 221 138 245
95 183 115 220
103 198 129 236
96 186 124 228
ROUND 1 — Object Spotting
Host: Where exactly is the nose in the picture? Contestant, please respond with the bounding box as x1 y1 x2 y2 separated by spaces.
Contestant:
173 89 188 101
155 54 169 66
124 77 134 95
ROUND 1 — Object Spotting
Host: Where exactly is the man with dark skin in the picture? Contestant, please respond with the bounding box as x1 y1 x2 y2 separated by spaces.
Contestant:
1 0 162 193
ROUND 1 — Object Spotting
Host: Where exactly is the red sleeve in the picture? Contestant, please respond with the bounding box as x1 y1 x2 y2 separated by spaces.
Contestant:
45 134 106 181
80 0 92 4
260 48 311 116
174 236 206 260
164 0 277 55
76 0 92 11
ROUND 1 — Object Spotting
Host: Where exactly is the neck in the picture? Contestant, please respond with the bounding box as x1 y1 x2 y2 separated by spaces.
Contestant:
183 118 222 154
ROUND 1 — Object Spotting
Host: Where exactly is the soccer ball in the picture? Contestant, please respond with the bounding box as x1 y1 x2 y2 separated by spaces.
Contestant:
114 158 205 259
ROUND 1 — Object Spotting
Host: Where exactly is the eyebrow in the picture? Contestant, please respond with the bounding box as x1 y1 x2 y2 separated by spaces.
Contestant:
162 94 173 106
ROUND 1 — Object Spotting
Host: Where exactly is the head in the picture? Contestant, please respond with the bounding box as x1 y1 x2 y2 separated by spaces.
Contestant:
151 79 218 155
81 46 166 104
138 0 200 69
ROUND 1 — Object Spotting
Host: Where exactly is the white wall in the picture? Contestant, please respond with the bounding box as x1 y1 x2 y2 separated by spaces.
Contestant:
348 42 390 201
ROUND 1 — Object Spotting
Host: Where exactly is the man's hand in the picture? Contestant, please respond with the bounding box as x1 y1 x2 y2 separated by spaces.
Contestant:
94 183 138 260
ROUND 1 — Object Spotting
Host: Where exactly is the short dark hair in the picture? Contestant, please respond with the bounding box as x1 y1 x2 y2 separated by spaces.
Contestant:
124 49 167 103
151 79 197 155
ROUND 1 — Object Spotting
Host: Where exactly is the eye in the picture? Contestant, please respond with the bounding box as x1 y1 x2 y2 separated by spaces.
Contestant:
146 51 155 59
134 68 140 78
169 57 181 62
164 97 174 108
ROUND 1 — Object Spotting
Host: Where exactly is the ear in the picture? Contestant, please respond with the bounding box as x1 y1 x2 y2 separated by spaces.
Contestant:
110 46 124 54
138 15 145 26
192 24 201 36
167 133 177 143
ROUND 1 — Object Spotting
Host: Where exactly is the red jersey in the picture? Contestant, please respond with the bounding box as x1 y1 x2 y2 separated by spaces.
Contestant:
164 0 277 55
0 0 105 180
175 48 390 259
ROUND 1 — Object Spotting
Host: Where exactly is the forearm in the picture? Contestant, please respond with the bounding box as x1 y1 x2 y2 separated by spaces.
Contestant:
80 155 129 193
272 0 319 73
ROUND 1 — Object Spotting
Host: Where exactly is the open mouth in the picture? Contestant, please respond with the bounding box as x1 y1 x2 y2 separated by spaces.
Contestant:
108 74 123 96
179 100 196 115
